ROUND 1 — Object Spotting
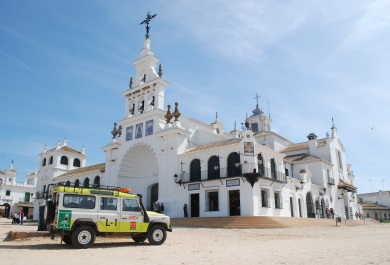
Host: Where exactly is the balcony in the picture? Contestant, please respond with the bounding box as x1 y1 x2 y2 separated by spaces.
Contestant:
178 165 286 185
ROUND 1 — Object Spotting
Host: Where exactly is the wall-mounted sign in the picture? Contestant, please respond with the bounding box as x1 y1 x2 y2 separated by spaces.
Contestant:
126 126 133 141
226 179 240 187
188 183 200 191
244 142 254 156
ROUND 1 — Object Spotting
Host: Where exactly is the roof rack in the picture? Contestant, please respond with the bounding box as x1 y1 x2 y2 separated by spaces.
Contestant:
54 181 127 191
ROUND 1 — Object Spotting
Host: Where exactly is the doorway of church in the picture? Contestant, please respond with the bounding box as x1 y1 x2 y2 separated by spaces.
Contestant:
229 190 240 216
190 193 199 217
150 183 158 211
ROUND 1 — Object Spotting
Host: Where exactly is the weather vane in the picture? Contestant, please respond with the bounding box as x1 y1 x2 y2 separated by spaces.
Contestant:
140 12 157 39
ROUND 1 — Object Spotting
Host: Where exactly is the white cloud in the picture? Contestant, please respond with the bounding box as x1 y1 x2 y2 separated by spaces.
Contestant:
334 0 390 55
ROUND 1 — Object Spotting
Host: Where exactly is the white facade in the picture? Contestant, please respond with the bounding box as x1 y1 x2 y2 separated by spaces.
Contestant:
0 163 37 219
33 35 359 220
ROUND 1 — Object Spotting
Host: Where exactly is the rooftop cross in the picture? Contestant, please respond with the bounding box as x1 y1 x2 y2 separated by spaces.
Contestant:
254 93 261 107
140 12 157 39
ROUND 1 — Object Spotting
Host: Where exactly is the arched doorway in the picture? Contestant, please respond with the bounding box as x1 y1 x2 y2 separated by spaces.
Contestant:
306 192 315 218
118 144 159 210
2 203 11 218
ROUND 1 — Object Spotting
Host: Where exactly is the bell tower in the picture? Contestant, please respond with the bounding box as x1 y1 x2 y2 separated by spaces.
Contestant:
122 13 169 117
247 93 272 133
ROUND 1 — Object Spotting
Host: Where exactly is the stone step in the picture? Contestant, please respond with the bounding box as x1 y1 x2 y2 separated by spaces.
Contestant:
171 216 373 228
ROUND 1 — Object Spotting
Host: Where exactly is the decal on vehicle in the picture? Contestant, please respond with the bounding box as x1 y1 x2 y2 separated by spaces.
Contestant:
58 210 72 230
130 222 137 230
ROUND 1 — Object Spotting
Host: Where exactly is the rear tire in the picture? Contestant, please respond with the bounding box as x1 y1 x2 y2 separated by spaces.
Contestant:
71 225 96 249
43 201 55 225
62 235 72 245
147 225 166 245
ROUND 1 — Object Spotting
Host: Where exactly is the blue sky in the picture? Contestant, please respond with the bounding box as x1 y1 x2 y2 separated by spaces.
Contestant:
1 0 389 194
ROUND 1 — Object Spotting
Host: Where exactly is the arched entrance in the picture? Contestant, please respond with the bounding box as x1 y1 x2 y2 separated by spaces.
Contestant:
118 144 159 210
2 203 10 218
306 192 315 218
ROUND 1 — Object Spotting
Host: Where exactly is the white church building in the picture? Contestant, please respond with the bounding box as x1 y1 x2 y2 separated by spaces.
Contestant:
33 31 358 221
0 163 37 219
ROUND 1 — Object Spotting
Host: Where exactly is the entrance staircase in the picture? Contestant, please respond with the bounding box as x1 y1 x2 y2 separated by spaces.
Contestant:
171 216 376 229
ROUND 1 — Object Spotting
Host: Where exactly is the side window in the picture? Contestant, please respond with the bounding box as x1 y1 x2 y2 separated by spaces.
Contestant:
122 198 141 212
63 194 96 209
100 197 118 211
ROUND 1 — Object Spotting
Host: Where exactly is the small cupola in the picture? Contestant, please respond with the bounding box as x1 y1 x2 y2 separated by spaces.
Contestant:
307 133 317 140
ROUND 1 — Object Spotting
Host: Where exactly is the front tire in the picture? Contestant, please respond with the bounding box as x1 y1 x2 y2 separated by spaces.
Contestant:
71 225 96 249
132 234 147 243
147 225 166 245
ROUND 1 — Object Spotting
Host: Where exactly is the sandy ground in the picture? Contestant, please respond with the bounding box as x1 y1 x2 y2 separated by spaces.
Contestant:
0 218 389 265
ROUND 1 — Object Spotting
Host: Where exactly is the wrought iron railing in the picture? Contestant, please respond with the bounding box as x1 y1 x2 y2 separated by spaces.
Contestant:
179 164 286 183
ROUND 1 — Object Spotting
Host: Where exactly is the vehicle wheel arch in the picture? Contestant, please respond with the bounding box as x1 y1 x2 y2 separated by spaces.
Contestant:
70 218 97 231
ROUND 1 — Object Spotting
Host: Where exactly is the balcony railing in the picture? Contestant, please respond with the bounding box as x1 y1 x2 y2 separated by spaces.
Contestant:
179 165 286 184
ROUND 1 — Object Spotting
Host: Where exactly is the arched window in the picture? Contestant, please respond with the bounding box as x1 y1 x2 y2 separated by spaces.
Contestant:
73 158 81 167
60 156 68 165
257 154 265 176
49 156 53 165
66 180 70 187
75 179 80 187
83 178 89 187
190 159 201 182
270 158 276 179
42 158 46 167
306 192 315 218
94 176 100 187
208 155 220 180
227 152 241 177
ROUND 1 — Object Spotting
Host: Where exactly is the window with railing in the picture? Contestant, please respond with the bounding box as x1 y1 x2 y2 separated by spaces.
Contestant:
208 156 220 180
275 192 283 209
257 154 265 176
261 189 270 207
83 178 90 187
94 176 100 187
270 159 277 179
227 152 241 177
190 159 201 181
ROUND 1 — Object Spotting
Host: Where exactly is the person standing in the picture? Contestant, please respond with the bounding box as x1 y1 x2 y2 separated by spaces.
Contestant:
183 204 188 217
14 212 19 224
20 211 24 225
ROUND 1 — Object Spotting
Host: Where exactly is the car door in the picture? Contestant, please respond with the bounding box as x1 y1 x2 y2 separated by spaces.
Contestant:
97 196 119 232
119 198 146 232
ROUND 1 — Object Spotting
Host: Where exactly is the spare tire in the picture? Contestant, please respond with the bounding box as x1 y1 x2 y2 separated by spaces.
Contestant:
44 201 55 225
